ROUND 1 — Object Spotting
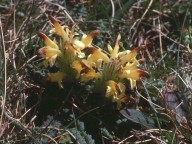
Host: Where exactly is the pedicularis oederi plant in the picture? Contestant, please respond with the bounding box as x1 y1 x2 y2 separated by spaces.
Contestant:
38 16 149 109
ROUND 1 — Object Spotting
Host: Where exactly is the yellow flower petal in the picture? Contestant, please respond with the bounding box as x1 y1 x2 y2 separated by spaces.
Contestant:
81 30 100 47
49 25 67 34
107 44 113 54
38 47 62 58
83 47 110 64
47 54 57 67
106 80 119 98
72 60 83 78
118 69 149 87
72 39 85 50
49 15 69 42
69 23 79 41
120 70 140 80
47 72 66 88
120 48 140 65
38 47 62 67
65 43 77 56
72 59 99 81
38 32 59 49
118 50 131 57
106 80 126 109
110 34 121 59
81 70 101 82
123 61 138 70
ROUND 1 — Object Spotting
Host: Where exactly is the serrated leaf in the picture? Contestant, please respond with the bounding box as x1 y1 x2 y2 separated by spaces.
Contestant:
100 128 113 139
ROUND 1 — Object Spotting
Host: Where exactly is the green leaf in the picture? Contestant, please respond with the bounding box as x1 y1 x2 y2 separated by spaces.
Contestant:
100 128 113 139
163 131 178 144
120 109 155 128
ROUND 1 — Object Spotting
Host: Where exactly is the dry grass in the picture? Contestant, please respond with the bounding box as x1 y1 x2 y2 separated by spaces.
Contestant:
0 0 191 143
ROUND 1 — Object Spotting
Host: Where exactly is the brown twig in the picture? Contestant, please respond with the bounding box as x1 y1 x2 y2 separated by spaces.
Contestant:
0 14 7 132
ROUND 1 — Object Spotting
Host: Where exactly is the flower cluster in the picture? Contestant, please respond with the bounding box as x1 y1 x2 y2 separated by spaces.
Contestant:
38 16 148 108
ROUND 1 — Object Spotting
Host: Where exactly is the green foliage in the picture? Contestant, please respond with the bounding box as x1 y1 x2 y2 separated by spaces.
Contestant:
120 108 155 128
34 115 63 143
69 120 95 144
1 0 9 3
163 131 178 144
100 128 113 140
72 2 88 22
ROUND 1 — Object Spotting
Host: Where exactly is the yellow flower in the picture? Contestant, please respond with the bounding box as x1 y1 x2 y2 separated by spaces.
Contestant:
38 32 59 49
38 32 62 67
118 68 148 88
72 59 101 82
81 34 148 90
65 42 85 60
48 15 69 42
109 34 121 59
83 47 110 66
106 80 126 109
81 30 101 47
48 16 102 62
65 43 78 57
106 35 148 88
49 16 100 51
72 38 86 50
120 47 141 65
37 16 149 109
81 70 101 82
47 72 66 88
71 60 84 78
38 47 62 67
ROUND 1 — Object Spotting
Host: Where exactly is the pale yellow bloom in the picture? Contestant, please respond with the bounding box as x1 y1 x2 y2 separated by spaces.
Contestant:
71 60 84 78
72 59 101 82
84 47 110 64
107 35 139 65
118 69 148 88
106 80 126 109
49 15 69 42
109 34 121 59
38 32 63 67
65 43 78 57
122 61 138 70
120 48 140 65
49 16 100 51
81 70 101 82
38 47 62 67
81 30 101 47
105 36 148 88
72 39 86 50
38 16 149 109
38 32 59 49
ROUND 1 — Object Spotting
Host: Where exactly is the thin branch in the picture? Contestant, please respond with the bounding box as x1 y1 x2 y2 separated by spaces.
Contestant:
110 0 115 24
2 108 40 144
158 16 165 68
0 15 7 129
131 0 154 41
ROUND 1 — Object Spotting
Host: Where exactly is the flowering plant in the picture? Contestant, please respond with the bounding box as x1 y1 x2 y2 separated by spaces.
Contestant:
38 16 148 108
